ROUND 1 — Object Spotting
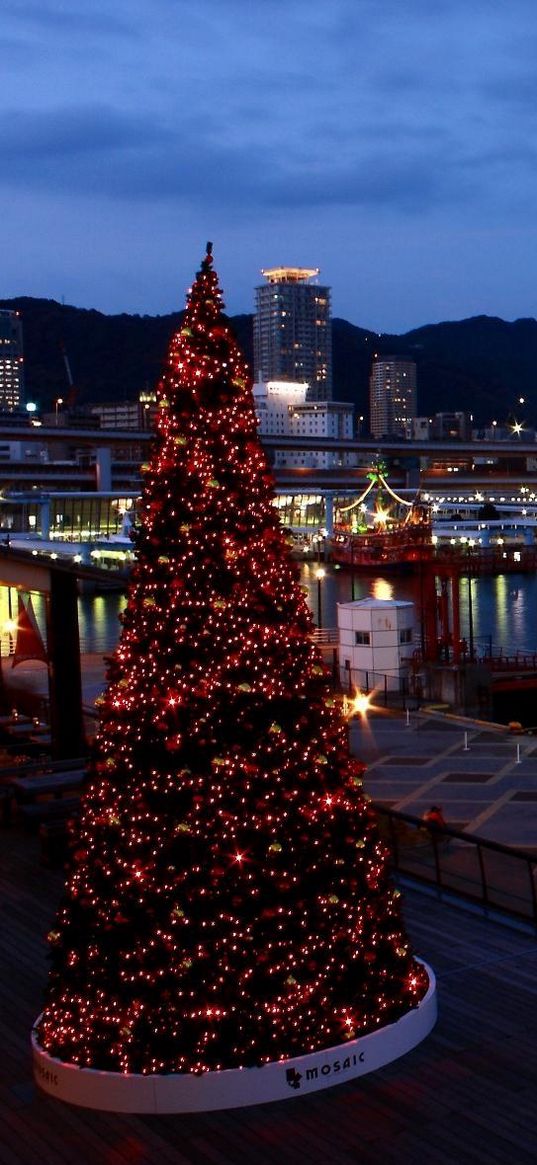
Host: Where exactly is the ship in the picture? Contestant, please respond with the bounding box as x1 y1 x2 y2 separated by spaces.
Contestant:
329 464 433 570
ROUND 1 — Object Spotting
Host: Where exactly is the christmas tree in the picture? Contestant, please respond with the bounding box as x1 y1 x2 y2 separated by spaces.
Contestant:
36 245 429 1079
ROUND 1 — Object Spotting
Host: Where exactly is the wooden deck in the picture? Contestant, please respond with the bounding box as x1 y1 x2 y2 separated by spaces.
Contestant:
2 827 537 1165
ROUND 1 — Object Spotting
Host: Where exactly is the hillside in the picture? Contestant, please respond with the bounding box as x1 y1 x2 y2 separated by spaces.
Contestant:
1 297 535 428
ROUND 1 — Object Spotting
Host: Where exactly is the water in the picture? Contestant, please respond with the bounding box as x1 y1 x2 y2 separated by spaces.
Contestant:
301 564 537 656
2 568 536 657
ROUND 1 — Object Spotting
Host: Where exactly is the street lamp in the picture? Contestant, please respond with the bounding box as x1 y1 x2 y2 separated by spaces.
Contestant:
54 397 64 425
351 691 371 717
315 566 326 629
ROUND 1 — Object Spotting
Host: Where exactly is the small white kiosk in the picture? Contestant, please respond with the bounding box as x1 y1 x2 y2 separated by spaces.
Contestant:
337 598 416 693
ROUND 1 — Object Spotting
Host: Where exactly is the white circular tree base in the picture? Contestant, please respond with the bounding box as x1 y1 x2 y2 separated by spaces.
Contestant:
32 962 436 1113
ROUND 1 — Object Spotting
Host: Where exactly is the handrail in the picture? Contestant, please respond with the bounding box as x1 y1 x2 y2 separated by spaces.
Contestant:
311 628 339 644
374 803 537 931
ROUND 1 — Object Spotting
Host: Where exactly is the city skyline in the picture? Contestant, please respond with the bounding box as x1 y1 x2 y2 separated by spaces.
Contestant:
2 1 537 332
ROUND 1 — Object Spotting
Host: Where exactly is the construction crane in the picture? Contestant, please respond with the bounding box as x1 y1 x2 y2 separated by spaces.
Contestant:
60 342 77 407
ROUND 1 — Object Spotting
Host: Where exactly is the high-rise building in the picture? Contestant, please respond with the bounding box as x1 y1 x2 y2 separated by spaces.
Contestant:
0 310 24 410
254 267 332 400
369 356 417 438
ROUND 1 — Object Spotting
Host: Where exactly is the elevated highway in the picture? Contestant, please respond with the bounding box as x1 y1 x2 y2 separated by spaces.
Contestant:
1 426 536 497
2 424 536 462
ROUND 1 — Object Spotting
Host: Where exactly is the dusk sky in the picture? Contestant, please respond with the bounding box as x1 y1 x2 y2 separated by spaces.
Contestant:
3 0 537 332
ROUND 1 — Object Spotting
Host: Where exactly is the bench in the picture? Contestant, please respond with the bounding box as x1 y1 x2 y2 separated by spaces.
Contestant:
18 794 81 830
11 769 87 801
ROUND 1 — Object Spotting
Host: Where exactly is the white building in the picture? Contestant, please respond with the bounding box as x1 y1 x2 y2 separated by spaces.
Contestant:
337 598 416 692
253 380 355 468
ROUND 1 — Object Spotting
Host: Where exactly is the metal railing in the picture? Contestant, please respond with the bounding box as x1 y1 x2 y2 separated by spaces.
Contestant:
374 804 537 930
311 628 339 644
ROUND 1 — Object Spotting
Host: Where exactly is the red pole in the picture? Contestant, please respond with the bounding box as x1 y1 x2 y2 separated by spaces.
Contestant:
422 564 438 661
451 570 461 663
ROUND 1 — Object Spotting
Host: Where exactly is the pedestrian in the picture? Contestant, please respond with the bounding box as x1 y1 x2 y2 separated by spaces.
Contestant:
422 805 446 829
422 804 451 850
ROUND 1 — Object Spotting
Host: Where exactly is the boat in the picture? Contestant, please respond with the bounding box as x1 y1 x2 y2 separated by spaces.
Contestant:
329 464 434 570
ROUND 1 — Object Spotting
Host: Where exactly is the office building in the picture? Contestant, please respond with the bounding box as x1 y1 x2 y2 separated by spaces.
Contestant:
369 357 417 438
253 380 355 468
0 309 24 410
254 267 332 400
89 390 158 431
432 412 472 441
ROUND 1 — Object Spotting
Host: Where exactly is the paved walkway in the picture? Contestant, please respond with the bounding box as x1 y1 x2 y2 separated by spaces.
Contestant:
3 826 537 1165
350 709 537 850
6 657 537 850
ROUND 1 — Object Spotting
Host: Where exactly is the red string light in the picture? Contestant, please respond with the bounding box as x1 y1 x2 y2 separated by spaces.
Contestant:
37 243 428 1076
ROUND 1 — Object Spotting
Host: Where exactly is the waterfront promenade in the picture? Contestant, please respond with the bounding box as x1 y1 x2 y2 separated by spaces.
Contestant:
3 826 537 1165
3 662 537 1161
6 654 537 849
350 709 537 850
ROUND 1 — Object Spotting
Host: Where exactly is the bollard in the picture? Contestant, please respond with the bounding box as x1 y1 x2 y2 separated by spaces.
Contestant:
463 731 469 752
516 743 522 765
406 709 410 727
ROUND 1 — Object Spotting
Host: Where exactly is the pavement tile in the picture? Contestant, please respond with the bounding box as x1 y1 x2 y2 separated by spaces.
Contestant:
353 710 537 848
442 772 496 783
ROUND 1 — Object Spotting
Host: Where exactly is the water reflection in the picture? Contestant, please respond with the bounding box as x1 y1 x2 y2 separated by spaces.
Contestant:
372 579 394 602
1 566 536 657
301 567 537 655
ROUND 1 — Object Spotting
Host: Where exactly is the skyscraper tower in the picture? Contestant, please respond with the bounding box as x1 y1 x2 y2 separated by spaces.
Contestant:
0 309 24 410
369 356 417 438
254 267 333 400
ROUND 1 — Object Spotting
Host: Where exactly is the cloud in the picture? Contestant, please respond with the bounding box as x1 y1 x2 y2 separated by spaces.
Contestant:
0 102 484 217
3 0 135 37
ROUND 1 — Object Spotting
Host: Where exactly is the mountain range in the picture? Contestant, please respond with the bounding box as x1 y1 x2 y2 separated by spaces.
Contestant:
1 296 535 429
